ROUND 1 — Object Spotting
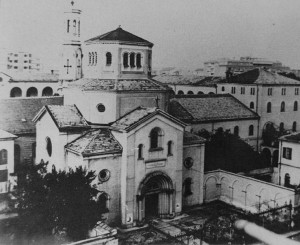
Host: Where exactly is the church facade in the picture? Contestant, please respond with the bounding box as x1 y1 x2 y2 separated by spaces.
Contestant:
33 105 205 227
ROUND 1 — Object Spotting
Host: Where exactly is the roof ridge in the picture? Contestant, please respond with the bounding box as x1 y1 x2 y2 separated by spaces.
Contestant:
82 129 102 154
171 100 194 120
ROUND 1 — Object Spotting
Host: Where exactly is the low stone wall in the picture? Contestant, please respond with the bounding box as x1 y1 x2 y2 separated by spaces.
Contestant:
204 170 296 213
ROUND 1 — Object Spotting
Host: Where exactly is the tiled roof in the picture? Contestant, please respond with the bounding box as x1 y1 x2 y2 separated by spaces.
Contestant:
169 94 259 123
0 97 63 135
111 107 157 130
66 129 122 157
183 131 206 145
219 68 300 85
6 72 59 82
85 27 153 47
111 106 185 131
68 78 171 91
154 75 221 86
0 129 17 140
45 105 90 131
279 133 300 143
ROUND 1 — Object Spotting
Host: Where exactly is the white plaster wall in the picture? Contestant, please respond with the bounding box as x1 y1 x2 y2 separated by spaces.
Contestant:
182 143 205 207
64 88 118 124
204 170 296 213
35 112 82 171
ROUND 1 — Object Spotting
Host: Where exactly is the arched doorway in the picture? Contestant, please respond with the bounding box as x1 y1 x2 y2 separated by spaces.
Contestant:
137 171 174 221
26 87 38 97
10 87 22 97
42 87 53 96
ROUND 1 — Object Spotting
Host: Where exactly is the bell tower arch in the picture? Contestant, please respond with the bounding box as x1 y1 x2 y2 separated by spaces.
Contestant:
60 0 82 81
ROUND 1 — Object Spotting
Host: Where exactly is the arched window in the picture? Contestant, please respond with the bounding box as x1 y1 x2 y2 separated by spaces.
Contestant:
46 137 52 157
187 91 194 95
94 52 97 65
42 87 53 96
178 90 184 95
234 126 239 136
14 144 21 168
150 127 163 149
0 149 8 165
138 144 143 159
91 52 94 66
221 86 225 92
167 141 173 155
250 102 254 109
130 53 135 67
208 92 215 95
10 87 22 97
32 142 36 162
98 193 109 213
280 101 285 112
184 178 193 196
78 21 80 36
197 91 204 95
293 121 297 132
88 52 91 65
67 19 70 33
73 20 76 35
249 125 254 136
26 87 38 97
284 173 290 187
279 122 284 132
294 101 298 111
267 102 272 113
106 52 112 66
123 53 129 68
136 53 142 68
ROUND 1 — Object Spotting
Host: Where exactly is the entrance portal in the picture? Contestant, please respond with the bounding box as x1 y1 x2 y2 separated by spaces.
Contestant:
137 171 174 222
145 193 159 218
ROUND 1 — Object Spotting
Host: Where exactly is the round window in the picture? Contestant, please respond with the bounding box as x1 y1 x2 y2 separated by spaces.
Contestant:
98 169 110 182
184 157 194 169
97 103 105 112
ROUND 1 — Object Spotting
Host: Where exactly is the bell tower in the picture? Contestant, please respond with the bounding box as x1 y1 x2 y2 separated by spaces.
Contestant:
60 0 82 81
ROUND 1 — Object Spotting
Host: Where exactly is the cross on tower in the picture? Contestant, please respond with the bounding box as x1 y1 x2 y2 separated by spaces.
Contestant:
64 59 72 74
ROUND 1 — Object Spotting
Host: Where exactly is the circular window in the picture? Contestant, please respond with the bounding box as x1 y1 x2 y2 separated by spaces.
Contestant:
184 157 194 169
97 103 106 112
98 169 110 182
46 137 52 157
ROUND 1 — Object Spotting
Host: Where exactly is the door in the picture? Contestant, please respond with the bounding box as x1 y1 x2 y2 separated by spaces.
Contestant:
145 193 159 218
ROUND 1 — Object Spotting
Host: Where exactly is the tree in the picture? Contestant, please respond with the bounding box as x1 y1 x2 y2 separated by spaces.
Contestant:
13 161 102 241
204 128 266 173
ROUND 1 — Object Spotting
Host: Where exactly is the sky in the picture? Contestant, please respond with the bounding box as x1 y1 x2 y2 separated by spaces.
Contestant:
1 0 300 71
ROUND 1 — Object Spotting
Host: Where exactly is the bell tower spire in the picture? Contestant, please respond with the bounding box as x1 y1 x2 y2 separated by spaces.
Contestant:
60 0 82 81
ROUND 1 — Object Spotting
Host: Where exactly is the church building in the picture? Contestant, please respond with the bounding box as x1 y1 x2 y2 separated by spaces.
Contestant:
32 0 206 228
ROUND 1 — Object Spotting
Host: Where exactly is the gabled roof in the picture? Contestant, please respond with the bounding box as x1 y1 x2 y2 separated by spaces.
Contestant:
0 97 63 135
85 27 153 47
111 106 186 132
33 105 90 132
65 129 122 157
68 78 171 92
219 68 300 85
279 132 300 143
183 131 206 145
169 94 259 123
0 129 17 140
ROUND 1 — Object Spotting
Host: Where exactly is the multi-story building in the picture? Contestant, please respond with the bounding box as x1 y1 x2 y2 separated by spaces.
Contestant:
1 50 42 73
203 57 293 77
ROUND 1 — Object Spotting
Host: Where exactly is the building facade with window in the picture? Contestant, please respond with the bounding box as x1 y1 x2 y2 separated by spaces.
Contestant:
169 94 260 148
34 105 206 227
217 69 300 143
278 133 300 187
